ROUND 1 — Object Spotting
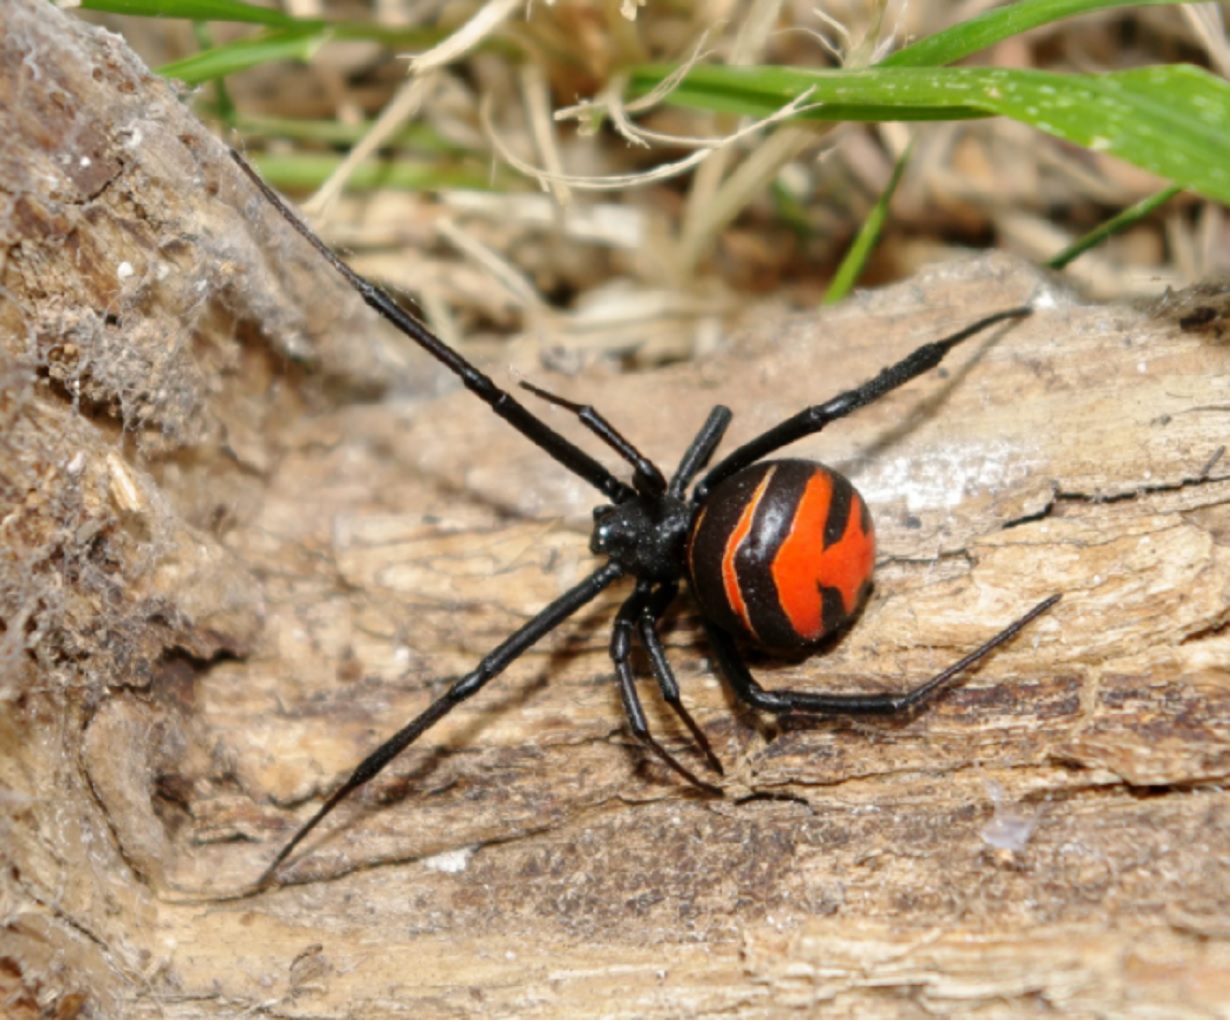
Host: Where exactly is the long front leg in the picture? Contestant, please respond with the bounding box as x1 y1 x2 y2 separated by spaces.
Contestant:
231 150 635 505
259 560 626 886
695 307 1032 499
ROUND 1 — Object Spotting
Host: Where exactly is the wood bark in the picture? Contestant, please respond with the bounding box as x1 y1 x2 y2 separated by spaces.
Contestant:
2 2 1228 1017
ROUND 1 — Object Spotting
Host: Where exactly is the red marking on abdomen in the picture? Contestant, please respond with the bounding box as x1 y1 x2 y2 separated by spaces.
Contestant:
720 466 777 641
772 473 874 642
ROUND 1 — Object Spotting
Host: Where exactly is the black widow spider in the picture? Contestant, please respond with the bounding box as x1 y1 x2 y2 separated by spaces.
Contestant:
233 152 1059 886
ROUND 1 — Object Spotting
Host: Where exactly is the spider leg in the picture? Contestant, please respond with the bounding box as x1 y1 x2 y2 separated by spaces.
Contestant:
611 582 723 794
703 594 1059 716
258 560 625 886
520 380 666 494
696 307 1032 498
669 406 732 498
231 150 635 505
635 583 724 776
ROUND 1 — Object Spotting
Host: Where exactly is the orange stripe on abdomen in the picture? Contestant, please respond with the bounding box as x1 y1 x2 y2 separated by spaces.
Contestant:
771 472 874 643
720 465 777 641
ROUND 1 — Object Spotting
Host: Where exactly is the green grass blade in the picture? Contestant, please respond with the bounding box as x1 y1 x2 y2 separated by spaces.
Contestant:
249 153 494 193
158 28 329 84
80 0 430 46
231 114 475 154
1048 183 1183 269
882 0 1188 68
627 64 1230 205
78 0 300 26
825 143 912 304
631 63 981 120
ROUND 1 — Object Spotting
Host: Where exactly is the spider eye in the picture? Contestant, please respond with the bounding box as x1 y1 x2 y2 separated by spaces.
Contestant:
590 504 624 557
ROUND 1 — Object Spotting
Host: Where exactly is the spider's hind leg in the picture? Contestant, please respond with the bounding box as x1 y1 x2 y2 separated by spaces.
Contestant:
702 594 1060 717
611 582 723 793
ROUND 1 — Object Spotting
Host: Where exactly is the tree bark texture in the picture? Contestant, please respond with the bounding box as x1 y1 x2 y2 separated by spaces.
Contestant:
2 2 1228 1017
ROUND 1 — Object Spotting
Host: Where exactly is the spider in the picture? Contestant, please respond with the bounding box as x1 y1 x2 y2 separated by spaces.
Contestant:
232 152 1059 886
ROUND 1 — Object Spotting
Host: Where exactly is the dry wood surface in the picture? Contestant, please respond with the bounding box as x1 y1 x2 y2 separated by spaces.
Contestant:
2 2 1229 1017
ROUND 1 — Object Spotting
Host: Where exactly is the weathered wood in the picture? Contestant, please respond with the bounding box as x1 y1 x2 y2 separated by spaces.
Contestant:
2 1 1228 1016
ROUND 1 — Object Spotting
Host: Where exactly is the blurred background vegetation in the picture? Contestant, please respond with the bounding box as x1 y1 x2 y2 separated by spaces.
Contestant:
72 0 1230 367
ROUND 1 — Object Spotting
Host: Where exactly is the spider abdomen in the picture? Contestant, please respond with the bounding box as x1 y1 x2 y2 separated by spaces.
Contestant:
687 459 875 650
